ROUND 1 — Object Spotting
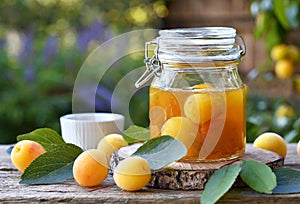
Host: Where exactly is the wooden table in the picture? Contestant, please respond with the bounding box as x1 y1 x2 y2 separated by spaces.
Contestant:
1 144 300 203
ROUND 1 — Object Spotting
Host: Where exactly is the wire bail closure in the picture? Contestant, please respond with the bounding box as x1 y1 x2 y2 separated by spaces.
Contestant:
135 41 162 88
236 35 246 57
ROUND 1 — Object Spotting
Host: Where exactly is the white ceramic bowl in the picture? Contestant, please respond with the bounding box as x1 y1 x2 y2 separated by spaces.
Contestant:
60 113 124 150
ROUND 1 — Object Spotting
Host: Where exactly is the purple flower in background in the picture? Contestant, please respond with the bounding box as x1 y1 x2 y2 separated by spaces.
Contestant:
24 65 36 83
89 20 103 40
96 86 121 112
18 33 34 62
77 30 90 52
76 85 121 112
95 86 113 111
18 33 36 84
77 20 107 52
0 38 5 49
42 35 58 62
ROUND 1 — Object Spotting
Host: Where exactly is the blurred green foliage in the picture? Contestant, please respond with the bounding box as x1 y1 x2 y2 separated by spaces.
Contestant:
248 0 300 142
0 0 168 143
0 43 82 143
246 94 300 143
0 0 168 34
251 0 300 51
251 0 300 70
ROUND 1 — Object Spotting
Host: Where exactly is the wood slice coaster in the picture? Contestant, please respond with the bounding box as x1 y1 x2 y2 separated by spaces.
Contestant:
110 144 284 190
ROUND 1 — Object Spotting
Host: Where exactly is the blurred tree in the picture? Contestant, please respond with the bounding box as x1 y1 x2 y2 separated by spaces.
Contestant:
247 0 300 143
251 0 299 51
0 0 168 143
251 0 300 69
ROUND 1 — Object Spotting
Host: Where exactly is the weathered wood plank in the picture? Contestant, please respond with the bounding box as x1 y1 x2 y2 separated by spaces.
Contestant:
1 144 300 203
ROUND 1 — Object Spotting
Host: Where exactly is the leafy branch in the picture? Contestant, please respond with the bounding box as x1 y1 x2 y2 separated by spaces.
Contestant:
251 0 300 51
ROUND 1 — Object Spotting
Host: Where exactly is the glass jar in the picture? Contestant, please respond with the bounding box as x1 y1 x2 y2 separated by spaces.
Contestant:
136 27 246 162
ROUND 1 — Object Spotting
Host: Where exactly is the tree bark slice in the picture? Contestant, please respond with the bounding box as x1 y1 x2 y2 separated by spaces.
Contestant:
112 144 284 190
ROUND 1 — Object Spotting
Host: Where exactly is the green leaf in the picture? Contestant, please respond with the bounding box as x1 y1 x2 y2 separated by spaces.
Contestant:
274 0 291 29
274 0 299 29
240 160 277 194
284 130 299 143
254 12 271 39
201 163 242 204
265 19 285 51
293 117 300 132
123 125 150 143
285 4 299 28
246 121 261 143
132 135 187 170
17 128 65 151
20 143 83 184
273 167 300 194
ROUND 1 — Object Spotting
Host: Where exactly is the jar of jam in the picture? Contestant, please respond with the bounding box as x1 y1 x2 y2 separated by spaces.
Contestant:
135 27 246 162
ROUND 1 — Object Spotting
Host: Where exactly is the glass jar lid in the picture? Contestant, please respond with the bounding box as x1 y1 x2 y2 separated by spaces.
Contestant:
158 27 236 38
156 27 245 63
135 27 246 88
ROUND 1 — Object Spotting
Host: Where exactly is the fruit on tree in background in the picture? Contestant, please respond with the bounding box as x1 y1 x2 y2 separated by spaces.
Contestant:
275 104 296 118
275 59 294 79
271 44 289 61
294 76 300 93
11 140 46 172
271 44 299 79
271 44 300 62
288 45 300 63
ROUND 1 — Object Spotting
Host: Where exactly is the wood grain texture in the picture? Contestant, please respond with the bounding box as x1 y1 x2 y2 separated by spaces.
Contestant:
1 144 300 203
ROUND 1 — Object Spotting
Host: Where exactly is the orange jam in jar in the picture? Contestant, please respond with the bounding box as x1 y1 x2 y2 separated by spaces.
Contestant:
149 85 246 161
136 27 246 162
